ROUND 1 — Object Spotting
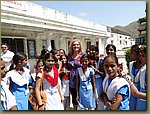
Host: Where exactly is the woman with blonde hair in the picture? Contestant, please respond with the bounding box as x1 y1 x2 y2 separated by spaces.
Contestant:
67 38 83 110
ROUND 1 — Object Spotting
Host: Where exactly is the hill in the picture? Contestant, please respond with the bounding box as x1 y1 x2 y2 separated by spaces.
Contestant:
113 21 139 39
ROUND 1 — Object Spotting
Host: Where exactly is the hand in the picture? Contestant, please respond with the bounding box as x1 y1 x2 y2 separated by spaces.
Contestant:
94 92 98 99
118 70 126 77
65 71 70 75
105 101 112 107
61 96 65 103
90 65 95 69
111 96 116 104
76 95 79 101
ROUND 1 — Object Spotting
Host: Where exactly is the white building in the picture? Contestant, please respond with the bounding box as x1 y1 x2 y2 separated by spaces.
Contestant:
107 32 131 50
1 1 110 72
106 27 132 73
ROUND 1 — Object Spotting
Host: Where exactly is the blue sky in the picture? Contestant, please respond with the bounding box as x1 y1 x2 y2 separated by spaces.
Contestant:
31 1 146 27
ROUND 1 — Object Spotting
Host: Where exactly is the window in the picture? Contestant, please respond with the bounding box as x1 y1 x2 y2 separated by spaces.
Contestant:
51 40 55 50
42 40 47 49
68 40 71 52
96 41 99 49
1 38 24 53
120 40 122 45
27 40 36 58
111 40 113 44
87 41 91 49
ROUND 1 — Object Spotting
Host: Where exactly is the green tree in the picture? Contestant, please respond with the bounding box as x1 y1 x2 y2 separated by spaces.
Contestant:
125 48 131 70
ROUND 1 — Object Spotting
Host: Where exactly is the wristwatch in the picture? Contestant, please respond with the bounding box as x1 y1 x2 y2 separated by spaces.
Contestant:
124 75 131 81
38 104 44 109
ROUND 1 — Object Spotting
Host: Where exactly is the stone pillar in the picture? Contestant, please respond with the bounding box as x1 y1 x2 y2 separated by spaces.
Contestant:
54 36 59 50
80 37 86 53
24 38 28 57
91 37 95 45
99 37 107 55
35 35 41 55
98 38 102 54
59 36 67 51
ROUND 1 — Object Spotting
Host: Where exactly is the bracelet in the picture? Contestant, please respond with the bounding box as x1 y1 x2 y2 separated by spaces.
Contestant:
130 82 134 87
38 104 44 109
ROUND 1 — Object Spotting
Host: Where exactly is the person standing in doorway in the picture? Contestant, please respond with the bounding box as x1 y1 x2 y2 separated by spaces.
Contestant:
1 43 15 70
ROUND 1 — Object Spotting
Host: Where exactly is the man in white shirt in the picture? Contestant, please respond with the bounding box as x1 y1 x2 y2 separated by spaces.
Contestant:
1 43 14 70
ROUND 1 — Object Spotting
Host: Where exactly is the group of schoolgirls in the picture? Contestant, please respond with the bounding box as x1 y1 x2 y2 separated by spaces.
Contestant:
1 44 146 111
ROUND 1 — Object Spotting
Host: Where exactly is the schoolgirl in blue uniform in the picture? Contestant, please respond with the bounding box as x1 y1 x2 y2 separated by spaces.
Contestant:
88 45 105 110
4 52 31 110
76 54 97 110
129 45 145 110
100 55 130 110
136 45 147 110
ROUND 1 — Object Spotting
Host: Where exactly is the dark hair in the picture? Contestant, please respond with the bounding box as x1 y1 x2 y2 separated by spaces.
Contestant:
131 44 146 54
50 49 58 55
80 53 90 62
1 43 9 47
40 49 49 59
9 52 27 70
90 45 99 52
143 45 146 54
60 54 68 61
1 43 9 49
43 52 55 62
43 52 55 71
106 44 116 52
59 49 66 55
36 59 43 70
60 54 69 69
103 55 119 66
50 49 60 61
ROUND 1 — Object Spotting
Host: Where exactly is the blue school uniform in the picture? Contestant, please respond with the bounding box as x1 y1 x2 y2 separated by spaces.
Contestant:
103 75 130 110
95 59 104 97
4 67 31 110
1 81 17 110
129 62 141 110
136 65 146 110
11 81 29 110
76 67 96 109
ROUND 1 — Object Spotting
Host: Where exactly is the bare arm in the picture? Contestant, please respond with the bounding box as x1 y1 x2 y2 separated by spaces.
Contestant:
35 77 44 110
90 65 104 77
10 105 17 110
58 61 62 74
76 74 79 101
57 79 64 102
129 80 146 100
106 94 123 110
91 75 98 99
99 92 111 106
123 74 146 100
